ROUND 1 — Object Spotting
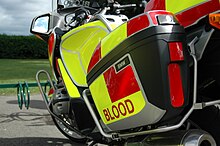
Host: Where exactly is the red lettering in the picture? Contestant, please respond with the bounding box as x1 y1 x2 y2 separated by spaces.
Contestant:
112 105 120 118
125 99 134 114
103 100 135 122
103 109 110 121
118 102 127 116
107 108 115 120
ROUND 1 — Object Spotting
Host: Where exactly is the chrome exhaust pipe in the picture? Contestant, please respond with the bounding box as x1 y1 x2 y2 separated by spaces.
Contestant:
125 130 216 146
182 130 216 146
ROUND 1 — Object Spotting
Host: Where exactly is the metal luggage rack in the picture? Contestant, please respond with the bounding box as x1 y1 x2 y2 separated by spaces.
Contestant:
0 81 52 110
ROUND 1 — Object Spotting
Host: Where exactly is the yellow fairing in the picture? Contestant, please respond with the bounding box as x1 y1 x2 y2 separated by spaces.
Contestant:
61 21 109 86
89 74 146 125
166 0 208 14
58 59 80 97
101 23 127 57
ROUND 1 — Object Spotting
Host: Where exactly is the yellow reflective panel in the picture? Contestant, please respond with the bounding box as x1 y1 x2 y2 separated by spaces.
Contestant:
62 21 108 39
62 49 87 86
102 91 146 124
101 23 127 57
80 29 108 71
89 74 146 125
61 21 109 86
109 24 118 30
89 75 113 124
166 0 208 14
58 59 80 98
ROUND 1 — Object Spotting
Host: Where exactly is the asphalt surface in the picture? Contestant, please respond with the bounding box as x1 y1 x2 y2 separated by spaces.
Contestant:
0 94 85 146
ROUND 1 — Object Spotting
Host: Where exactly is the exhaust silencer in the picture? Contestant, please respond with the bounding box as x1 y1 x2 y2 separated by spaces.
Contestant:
125 129 216 146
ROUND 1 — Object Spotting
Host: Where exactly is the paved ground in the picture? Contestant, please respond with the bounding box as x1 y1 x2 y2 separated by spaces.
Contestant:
0 94 84 146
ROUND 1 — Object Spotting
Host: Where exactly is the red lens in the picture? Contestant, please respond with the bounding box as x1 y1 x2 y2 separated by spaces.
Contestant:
168 63 184 107
169 42 184 62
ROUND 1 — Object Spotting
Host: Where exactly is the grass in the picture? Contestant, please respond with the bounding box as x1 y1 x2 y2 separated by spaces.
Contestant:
0 59 52 96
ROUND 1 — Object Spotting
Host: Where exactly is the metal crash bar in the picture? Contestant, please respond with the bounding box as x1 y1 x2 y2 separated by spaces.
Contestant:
0 81 52 110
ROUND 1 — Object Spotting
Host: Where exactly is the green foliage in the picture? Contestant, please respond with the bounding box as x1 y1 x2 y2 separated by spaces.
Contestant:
0 34 48 59
0 59 52 95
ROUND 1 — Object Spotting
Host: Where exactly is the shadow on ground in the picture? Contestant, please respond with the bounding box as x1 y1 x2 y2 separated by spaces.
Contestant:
0 111 53 125
0 137 85 146
7 100 47 110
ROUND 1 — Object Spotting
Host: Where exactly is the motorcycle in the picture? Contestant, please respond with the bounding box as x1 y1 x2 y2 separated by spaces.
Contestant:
30 0 220 145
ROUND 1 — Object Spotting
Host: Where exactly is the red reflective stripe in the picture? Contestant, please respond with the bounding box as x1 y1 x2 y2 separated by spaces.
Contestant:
144 0 166 12
175 0 220 27
168 63 184 107
104 66 140 103
144 0 219 27
87 43 101 73
169 42 184 61
127 15 150 36
48 33 54 57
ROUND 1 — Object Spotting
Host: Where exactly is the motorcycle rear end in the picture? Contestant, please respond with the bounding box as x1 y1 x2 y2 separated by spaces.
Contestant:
30 0 220 145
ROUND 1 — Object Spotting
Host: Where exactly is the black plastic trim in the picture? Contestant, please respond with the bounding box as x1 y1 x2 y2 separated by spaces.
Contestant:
87 25 185 85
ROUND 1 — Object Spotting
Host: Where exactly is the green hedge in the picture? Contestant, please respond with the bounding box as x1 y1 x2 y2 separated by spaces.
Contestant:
0 34 48 59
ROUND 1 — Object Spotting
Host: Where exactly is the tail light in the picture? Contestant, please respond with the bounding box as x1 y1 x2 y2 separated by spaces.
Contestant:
168 63 184 107
209 13 220 29
169 42 184 62
168 42 184 108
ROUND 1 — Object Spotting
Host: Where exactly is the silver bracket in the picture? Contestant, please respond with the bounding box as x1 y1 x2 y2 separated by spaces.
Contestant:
188 37 198 55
